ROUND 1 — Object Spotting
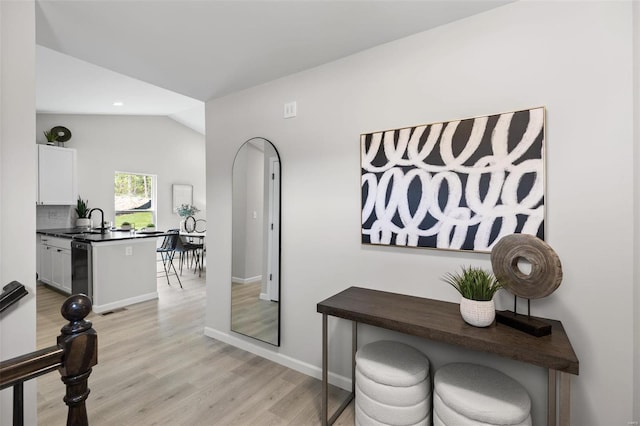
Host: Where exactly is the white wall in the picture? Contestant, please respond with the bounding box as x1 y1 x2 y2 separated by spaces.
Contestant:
244 144 264 280
634 0 640 421
231 142 264 281
0 1 37 424
231 146 248 279
36 114 206 232
205 2 636 425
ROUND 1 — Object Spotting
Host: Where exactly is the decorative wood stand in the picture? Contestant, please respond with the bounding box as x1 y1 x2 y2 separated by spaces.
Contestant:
317 287 579 426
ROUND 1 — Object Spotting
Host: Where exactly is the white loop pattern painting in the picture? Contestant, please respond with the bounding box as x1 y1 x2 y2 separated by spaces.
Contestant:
361 107 545 252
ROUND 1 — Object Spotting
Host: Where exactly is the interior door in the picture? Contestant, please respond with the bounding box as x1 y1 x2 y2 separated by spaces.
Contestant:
268 159 280 302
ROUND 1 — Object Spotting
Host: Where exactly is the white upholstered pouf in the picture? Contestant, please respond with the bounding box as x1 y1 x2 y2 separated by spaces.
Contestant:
356 340 429 387
356 381 431 425
434 363 532 426
355 402 431 426
356 368 430 406
355 341 431 426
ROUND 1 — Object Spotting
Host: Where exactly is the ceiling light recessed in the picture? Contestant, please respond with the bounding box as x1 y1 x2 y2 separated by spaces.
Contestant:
113 101 124 107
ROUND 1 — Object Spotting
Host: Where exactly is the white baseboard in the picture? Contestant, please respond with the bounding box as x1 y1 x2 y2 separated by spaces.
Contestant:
231 275 262 284
93 292 158 314
259 292 270 301
203 327 351 391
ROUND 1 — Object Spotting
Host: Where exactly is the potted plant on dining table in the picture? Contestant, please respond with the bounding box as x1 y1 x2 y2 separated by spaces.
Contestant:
176 204 200 232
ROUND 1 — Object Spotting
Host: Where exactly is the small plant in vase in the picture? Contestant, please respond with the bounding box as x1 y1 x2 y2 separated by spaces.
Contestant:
121 222 132 231
176 204 200 231
75 196 91 228
43 129 59 145
175 204 199 217
442 266 503 327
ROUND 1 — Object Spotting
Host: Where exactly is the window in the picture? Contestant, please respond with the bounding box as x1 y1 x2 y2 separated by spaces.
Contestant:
114 172 156 229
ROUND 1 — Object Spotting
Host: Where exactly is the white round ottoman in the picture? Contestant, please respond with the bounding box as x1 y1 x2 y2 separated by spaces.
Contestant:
355 341 431 426
433 363 532 426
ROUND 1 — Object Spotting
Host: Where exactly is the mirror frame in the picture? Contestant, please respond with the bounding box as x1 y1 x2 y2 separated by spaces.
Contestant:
231 137 281 346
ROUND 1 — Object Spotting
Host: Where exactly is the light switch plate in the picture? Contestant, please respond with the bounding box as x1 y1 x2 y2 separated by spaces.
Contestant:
284 101 297 118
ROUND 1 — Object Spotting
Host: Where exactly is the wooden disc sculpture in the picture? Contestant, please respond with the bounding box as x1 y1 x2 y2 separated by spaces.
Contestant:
51 126 72 142
490 234 562 299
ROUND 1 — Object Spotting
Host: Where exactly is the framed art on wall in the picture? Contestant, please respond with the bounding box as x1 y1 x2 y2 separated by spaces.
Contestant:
360 107 545 252
172 184 193 212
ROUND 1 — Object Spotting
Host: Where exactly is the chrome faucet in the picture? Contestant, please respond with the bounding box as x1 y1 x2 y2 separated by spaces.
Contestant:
88 208 106 234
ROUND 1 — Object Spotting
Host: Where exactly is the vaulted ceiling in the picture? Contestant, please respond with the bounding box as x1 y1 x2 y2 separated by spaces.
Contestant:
35 1 512 133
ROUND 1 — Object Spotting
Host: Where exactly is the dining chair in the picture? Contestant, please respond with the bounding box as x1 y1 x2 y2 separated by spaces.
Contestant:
175 235 202 275
156 230 183 288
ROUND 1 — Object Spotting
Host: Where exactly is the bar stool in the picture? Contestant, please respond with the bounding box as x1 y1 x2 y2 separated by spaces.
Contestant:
355 340 431 426
433 363 532 426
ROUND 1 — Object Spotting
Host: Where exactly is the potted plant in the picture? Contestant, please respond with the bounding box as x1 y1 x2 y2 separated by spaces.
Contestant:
176 204 200 232
75 196 91 228
121 221 132 231
175 203 200 217
43 129 58 145
442 266 503 327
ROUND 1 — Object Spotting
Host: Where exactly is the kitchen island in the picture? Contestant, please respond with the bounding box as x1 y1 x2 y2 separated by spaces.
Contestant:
37 228 168 314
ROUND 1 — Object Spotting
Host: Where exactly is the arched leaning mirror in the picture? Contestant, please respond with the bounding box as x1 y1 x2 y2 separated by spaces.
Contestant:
231 137 281 346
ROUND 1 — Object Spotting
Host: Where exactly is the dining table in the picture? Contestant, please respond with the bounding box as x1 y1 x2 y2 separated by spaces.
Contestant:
180 231 206 276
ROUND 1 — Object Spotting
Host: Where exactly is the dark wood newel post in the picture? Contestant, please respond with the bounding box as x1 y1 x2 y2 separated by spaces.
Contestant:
57 295 98 426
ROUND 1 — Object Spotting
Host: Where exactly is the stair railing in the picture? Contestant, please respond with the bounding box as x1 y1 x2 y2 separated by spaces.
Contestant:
0 292 98 426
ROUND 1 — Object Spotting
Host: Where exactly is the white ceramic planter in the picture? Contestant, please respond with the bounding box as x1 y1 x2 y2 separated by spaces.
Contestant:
76 218 91 228
460 297 495 327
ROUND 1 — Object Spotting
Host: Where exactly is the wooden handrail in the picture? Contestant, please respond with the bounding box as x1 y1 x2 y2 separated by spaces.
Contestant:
0 345 63 390
0 281 28 313
0 293 98 426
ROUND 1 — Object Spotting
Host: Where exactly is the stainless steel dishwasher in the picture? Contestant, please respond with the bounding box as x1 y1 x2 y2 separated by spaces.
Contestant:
71 241 93 300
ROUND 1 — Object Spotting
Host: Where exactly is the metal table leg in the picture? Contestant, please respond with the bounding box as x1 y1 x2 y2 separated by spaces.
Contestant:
322 313 328 426
548 369 571 426
351 321 357 394
559 371 571 426
548 369 557 426
322 316 356 426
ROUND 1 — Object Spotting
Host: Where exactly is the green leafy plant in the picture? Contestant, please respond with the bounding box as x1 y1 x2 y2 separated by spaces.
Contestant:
442 266 503 301
75 196 89 218
176 203 200 217
122 222 131 226
146 223 155 228
43 129 58 143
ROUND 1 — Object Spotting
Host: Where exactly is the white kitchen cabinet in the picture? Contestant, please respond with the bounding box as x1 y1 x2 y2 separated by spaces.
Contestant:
51 249 72 293
37 145 77 205
38 236 72 294
38 239 53 284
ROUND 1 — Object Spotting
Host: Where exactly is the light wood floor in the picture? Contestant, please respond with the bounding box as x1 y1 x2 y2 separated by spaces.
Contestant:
231 281 278 345
36 268 354 425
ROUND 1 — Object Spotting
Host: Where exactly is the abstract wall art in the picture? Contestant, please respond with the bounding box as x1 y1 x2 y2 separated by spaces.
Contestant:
361 107 545 252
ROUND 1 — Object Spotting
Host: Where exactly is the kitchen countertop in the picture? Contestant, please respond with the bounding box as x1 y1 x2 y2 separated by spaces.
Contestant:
37 228 168 243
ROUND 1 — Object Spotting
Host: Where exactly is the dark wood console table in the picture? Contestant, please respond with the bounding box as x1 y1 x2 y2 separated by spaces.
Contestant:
317 286 579 426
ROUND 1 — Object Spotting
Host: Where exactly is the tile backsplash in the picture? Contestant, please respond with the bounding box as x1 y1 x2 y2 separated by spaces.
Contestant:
37 205 74 229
